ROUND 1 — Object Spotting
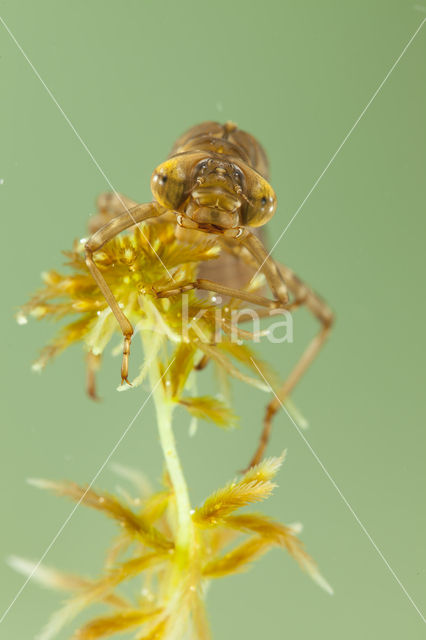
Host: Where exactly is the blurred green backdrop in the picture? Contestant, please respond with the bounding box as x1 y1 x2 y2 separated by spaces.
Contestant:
1 1 425 638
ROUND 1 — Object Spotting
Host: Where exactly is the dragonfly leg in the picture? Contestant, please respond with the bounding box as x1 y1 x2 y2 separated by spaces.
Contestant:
231 230 333 468
85 201 164 384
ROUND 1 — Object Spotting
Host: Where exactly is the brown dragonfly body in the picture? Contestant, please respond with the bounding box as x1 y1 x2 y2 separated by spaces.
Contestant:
86 122 333 468
171 122 269 292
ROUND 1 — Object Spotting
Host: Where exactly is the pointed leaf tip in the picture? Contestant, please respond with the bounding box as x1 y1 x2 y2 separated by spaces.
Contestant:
311 570 334 595
27 477 53 490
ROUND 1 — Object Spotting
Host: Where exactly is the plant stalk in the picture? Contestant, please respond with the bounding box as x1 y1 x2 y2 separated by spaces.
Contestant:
142 332 193 555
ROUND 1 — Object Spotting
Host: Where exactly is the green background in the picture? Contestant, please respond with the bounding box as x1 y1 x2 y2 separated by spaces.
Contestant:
1 1 425 638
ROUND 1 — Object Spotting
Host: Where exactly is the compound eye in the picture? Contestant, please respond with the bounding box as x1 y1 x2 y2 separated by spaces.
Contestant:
243 181 277 227
151 159 187 209
260 192 276 215
152 169 169 189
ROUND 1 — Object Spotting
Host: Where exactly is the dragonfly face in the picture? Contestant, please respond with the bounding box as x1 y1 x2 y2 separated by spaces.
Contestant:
151 152 277 232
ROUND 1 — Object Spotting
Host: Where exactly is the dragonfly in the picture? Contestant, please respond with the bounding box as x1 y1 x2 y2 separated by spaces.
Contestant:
85 121 333 468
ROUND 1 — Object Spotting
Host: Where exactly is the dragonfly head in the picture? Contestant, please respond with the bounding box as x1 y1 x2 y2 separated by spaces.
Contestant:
151 153 276 232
